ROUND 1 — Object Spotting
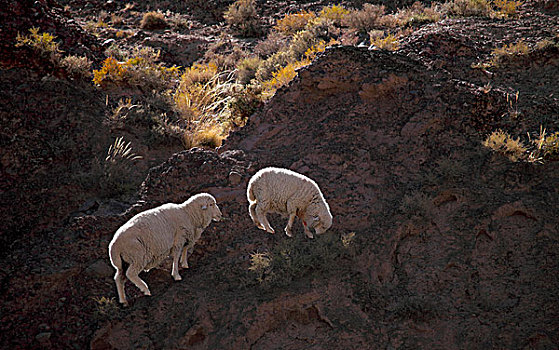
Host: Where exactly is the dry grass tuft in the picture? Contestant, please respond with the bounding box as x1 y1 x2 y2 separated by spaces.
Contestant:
140 11 168 30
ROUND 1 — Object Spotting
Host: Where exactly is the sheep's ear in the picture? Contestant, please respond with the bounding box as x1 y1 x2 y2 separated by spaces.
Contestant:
312 216 319 221
201 204 208 210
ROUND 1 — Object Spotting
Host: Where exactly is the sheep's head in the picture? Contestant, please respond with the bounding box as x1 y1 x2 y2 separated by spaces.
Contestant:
306 203 332 235
193 193 222 222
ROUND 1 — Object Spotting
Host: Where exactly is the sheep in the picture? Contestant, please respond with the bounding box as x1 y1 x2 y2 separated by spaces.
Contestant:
247 167 332 238
108 193 222 305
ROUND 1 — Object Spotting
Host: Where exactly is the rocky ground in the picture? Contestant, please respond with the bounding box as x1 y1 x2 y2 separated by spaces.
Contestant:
0 0 558 349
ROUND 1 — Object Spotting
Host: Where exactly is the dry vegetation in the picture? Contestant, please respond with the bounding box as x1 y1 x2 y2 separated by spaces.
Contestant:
23 0 541 151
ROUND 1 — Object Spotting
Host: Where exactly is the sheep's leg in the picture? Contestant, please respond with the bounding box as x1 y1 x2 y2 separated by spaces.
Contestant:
249 202 265 230
171 245 183 281
304 227 314 239
126 265 151 296
302 221 314 239
284 213 296 237
180 245 193 269
256 204 275 234
114 269 128 306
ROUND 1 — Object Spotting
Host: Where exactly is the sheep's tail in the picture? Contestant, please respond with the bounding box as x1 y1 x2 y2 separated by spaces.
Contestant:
247 182 256 202
108 242 122 271
247 182 259 225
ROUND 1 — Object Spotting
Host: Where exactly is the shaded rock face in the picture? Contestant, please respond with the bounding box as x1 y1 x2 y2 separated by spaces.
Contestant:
85 47 559 349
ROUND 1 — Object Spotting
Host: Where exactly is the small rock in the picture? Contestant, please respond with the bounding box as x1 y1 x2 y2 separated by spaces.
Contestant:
85 259 113 278
228 171 242 186
36 332 51 342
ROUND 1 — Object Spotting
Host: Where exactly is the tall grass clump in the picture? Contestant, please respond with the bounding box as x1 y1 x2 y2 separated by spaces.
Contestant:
174 63 241 148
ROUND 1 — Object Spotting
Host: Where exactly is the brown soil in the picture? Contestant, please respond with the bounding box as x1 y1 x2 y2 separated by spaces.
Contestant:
0 0 558 349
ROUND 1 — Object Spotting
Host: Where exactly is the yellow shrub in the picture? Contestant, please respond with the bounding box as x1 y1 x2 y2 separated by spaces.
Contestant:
370 34 400 51
493 0 522 17
318 4 350 25
179 62 219 88
274 11 316 35
92 52 180 89
15 27 61 62
93 57 128 85
262 63 297 92
183 123 225 149
483 130 527 161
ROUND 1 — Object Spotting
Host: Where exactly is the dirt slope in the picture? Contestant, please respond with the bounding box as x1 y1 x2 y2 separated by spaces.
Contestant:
0 1 558 350
89 46 559 349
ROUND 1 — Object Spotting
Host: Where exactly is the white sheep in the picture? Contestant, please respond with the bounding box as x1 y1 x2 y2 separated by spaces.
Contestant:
247 167 332 238
108 193 222 305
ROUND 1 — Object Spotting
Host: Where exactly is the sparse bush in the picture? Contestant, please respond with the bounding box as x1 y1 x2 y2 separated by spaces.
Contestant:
92 47 181 90
61 55 92 78
261 63 297 96
204 42 248 70
180 62 219 87
93 296 121 320
248 252 272 283
183 122 225 149
140 11 168 30
527 126 559 162
343 4 386 32
236 56 262 84
274 11 316 35
490 40 529 65
255 51 291 82
229 85 263 123
247 233 347 287
403 2 443 26
493 0 522 17
483 129 527 161
99 137 143 196
254 32 289 58
224 0 261 37
484 126 559 163
318 4 350 26
370 33 400 51
15 27 62 63
445 0 493 17
289 29 321 61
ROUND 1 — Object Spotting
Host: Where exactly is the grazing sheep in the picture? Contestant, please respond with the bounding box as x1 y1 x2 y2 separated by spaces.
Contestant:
108 193 222 305
247 167 332 238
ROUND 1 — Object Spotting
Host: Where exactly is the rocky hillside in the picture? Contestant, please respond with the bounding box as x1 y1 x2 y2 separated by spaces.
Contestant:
1 0 558 349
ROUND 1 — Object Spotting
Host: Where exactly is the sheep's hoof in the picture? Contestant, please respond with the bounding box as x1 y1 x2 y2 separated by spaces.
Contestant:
121 300 129 307
266 228 275 234
144 290 152 296
181 264 189 269
305 231 314 239
284 228 293 237
173 275 182 281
